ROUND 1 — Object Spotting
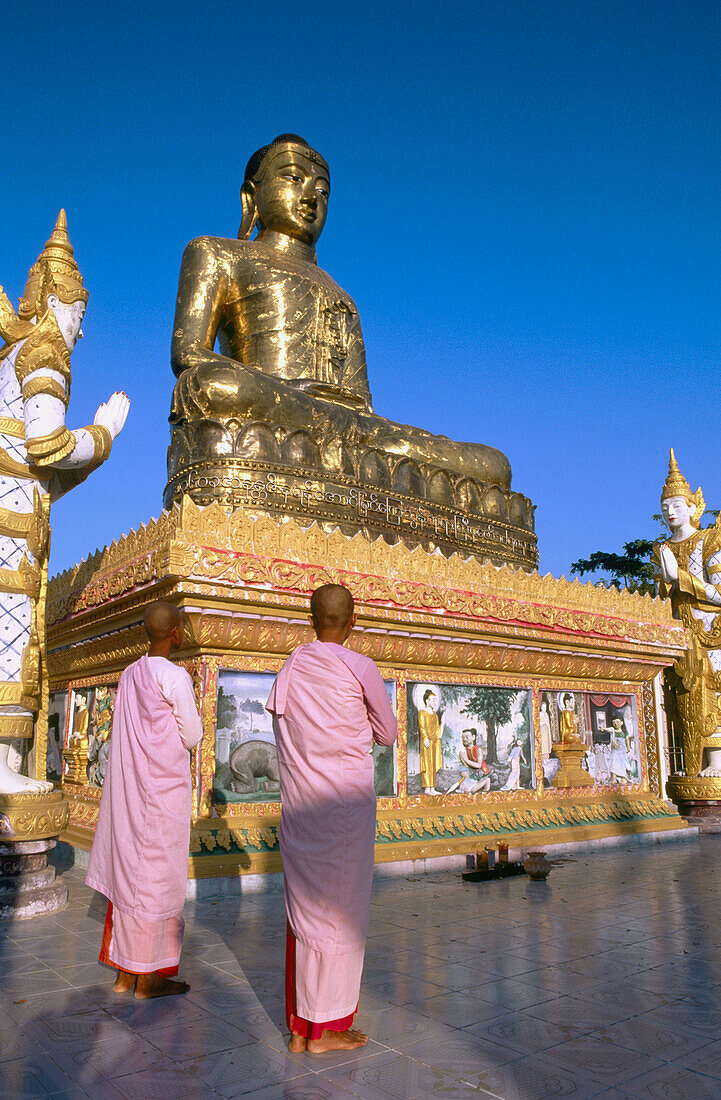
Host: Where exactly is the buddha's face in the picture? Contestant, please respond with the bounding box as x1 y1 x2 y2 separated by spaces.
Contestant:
254 148 330 245
661 495 695 532
424 692 438 712
47 294 85 351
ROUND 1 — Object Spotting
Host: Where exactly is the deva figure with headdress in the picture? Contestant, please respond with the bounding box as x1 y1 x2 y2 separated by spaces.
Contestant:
654 450 721 779
0 212 129 794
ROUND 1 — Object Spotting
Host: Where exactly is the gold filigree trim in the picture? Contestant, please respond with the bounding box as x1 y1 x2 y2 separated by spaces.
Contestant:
46 497 684 655
0 446 41 481
0 417 25 439
190 796 679 853
0 506 35 540
25 425 75 465
0 556 41 599
667 775 721 801
0 492 49 566
0 681 38 710
22 377 68 406
84 424 113 469
0 792 69 840
0 713 34 738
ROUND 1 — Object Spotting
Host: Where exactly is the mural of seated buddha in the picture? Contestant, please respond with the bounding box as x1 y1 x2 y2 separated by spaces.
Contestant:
165 134 536 566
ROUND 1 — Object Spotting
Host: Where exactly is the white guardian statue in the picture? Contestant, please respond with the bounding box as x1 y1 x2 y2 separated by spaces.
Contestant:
0 211 129 794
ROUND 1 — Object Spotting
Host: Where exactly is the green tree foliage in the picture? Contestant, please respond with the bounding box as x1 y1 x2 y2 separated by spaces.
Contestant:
461 687 515 766
570 539 656 594
216 687 238 730
571 508 719 594
238 697 265 732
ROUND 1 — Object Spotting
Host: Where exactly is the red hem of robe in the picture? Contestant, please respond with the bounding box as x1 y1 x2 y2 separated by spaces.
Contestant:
99 901 179 977
285 924 356 1039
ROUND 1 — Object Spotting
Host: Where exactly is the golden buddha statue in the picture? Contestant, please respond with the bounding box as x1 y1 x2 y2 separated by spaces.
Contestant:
165 134 536 566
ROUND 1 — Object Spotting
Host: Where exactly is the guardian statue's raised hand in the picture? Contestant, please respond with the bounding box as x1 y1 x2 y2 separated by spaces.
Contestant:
0 211 129 794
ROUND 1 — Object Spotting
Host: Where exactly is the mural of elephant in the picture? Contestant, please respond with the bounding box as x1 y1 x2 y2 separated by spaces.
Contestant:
229 740 281 794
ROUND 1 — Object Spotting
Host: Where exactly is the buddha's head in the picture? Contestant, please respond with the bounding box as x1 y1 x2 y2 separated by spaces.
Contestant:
19 210 88 351
238 134 330 247
423 689 438 711
660 449 705 532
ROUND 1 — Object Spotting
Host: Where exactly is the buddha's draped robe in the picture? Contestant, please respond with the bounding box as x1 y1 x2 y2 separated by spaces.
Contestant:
86 655 202 973
266 640 396 1032
418 709 443 789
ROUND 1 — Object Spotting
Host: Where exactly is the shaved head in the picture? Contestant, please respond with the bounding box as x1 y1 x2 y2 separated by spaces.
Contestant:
310 584 354 632
144 601 182 643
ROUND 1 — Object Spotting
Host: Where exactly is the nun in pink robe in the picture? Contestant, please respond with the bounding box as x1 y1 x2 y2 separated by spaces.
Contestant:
86 654 202 975
266 639 397 1039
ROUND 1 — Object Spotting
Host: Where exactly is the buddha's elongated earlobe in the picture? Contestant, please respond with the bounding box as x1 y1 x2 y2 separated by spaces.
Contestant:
238 181 258 240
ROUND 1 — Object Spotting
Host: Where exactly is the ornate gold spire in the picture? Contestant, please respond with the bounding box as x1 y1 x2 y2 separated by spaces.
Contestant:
661 449 705 525
18 210 88 320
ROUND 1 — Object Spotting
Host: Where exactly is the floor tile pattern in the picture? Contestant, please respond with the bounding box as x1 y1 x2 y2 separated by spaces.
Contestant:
1 835 720 1098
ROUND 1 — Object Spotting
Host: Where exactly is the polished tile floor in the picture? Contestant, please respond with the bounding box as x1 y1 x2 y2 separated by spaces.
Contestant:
1 835 720 1099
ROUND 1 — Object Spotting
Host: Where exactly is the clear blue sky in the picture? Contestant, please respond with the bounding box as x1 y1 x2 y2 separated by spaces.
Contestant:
2 1 719 580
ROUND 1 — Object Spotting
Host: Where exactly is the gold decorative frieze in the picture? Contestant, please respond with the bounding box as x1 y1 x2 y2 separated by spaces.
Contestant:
186 794 676 858
0 790 69 841
667 775 721 802
48 497 683 647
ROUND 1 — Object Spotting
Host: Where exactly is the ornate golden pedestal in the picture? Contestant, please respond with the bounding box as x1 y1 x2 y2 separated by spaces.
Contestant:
46 498 689 879
553 745 594 789
666 776 721 832
0 791 69 919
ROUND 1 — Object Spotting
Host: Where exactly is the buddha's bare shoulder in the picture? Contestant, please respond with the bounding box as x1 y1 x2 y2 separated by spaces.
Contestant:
180 235 255 271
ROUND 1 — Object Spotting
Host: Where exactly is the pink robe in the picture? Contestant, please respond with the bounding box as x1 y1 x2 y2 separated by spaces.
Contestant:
86 655 202 972
266 640 397 1023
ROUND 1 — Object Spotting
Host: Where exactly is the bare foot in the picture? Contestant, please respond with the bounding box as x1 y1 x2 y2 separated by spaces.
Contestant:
0 769 54 795
307 1028 368 1053
112 971 136 994
288 1033 307 1052
134 973 190 999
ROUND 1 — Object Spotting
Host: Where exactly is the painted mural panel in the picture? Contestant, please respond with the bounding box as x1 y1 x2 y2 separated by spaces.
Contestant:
406 681 535 796
213 669 398 804
87 686 116 788
214 670 279 804
373 680 397 797
47 691 68 783
66 685 116 788
540 689 641 788
65 686 94 786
